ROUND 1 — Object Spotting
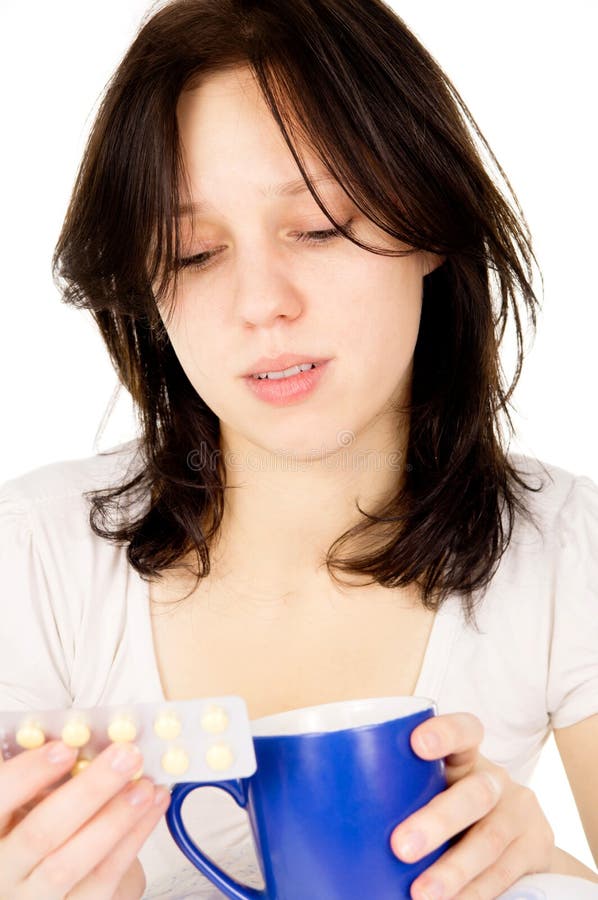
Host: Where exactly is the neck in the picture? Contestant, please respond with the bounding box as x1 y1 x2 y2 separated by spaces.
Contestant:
208 410 410 604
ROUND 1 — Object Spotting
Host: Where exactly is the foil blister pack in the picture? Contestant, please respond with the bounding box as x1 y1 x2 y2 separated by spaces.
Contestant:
0 696 257 785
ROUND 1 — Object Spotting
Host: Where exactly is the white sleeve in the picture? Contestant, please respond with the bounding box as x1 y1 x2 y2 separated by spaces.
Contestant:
547 473 598 729
0 485 72 712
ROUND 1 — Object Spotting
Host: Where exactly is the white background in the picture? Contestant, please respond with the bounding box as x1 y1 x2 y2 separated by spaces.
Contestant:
1 0 597 873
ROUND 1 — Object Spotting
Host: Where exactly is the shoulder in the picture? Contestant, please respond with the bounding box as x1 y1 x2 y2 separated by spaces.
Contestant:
0 438 143 510
0 439 149 709
506 450 598 541
0 437 146 568
0 438 144 533
457 451 597 632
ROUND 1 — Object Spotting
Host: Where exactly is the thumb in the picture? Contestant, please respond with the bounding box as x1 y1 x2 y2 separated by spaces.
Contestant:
112 859 146 900
0 751 10 837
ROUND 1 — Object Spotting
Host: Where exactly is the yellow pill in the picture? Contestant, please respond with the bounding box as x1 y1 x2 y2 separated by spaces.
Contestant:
130 764 144 781
154 711 181 740
61 720 91 748
200 705 229 734
160 746 190 775
205 743 234 771
15 722 45 750
71 758 91 777
107 716 137 743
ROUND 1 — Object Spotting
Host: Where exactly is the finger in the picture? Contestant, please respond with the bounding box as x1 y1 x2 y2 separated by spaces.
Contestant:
391 769 502 864
411 832 527 900
410 712 484 776
69 788 170 900
408 805 518 899
111 859 146 900
0 742 78 837
1 742 143 884
20 778 162 900
8 786 55 831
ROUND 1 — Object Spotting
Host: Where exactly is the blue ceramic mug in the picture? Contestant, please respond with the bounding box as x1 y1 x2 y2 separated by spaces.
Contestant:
166 695 456 899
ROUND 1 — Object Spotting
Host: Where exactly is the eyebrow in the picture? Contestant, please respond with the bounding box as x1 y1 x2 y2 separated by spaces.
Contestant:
175 174 340 217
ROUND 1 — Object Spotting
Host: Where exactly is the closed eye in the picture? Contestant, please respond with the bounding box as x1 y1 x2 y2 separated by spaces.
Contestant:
176 219 355 273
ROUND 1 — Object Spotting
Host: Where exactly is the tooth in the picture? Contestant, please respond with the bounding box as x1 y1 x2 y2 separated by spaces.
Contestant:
252 362 317 380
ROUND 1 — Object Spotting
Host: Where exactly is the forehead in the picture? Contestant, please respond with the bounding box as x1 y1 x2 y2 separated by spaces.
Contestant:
176 67 289 171
176 174 346 218
175 67 346 213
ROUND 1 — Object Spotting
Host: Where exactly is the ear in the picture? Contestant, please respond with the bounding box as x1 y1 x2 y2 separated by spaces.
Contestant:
422 252 446 276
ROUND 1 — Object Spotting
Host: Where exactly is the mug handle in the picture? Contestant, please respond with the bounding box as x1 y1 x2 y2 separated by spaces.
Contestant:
166 780 267 900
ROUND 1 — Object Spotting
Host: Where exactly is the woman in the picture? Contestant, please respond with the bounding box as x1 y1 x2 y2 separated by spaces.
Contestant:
0 0 597 897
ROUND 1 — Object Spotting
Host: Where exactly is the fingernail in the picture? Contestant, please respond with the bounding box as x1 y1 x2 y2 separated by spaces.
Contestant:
108 742 142 773
483 771 502 797
396 829 426 861
417 731 441 754
46 741 77 764
153 786 171 807
125 779 153 807
417 878 445 900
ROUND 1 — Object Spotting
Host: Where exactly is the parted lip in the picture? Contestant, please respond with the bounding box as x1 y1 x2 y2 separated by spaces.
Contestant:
242 354 331 376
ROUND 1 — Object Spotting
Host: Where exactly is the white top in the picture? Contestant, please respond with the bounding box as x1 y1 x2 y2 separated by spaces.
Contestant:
1 439 597 899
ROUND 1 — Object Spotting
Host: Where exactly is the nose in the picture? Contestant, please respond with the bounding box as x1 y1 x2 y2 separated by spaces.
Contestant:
233 244 304 328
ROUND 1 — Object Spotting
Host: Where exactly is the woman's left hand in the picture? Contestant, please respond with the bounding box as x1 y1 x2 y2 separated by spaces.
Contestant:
389 712 555 899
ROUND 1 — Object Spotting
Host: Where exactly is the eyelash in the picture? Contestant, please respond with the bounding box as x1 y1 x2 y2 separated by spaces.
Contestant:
176 219 355 273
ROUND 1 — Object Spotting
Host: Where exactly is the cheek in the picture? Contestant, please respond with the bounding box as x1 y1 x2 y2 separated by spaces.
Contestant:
341 263 423 363
158 313 220 405
162 288 221 370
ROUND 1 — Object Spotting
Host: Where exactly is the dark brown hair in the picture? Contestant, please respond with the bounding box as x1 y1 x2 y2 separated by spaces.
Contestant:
52 0 547 631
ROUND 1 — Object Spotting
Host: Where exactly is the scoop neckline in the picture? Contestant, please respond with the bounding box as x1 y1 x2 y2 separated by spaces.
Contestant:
131 567 461 716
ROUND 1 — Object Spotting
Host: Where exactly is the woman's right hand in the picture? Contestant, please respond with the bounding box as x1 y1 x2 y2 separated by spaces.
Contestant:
0 738 170 899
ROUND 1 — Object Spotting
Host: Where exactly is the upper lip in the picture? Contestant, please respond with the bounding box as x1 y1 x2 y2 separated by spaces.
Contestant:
242 354 331 376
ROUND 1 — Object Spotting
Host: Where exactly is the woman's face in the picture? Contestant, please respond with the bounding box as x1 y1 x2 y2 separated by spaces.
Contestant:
160 66 442 460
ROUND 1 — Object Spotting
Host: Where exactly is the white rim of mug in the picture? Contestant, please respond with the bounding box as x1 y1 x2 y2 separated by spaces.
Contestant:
250 695 437 737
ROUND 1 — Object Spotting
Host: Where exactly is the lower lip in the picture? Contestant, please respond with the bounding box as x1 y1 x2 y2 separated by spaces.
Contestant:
243 361 331 406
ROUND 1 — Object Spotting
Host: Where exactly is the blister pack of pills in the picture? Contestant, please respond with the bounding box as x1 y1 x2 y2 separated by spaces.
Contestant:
0 696 257 785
